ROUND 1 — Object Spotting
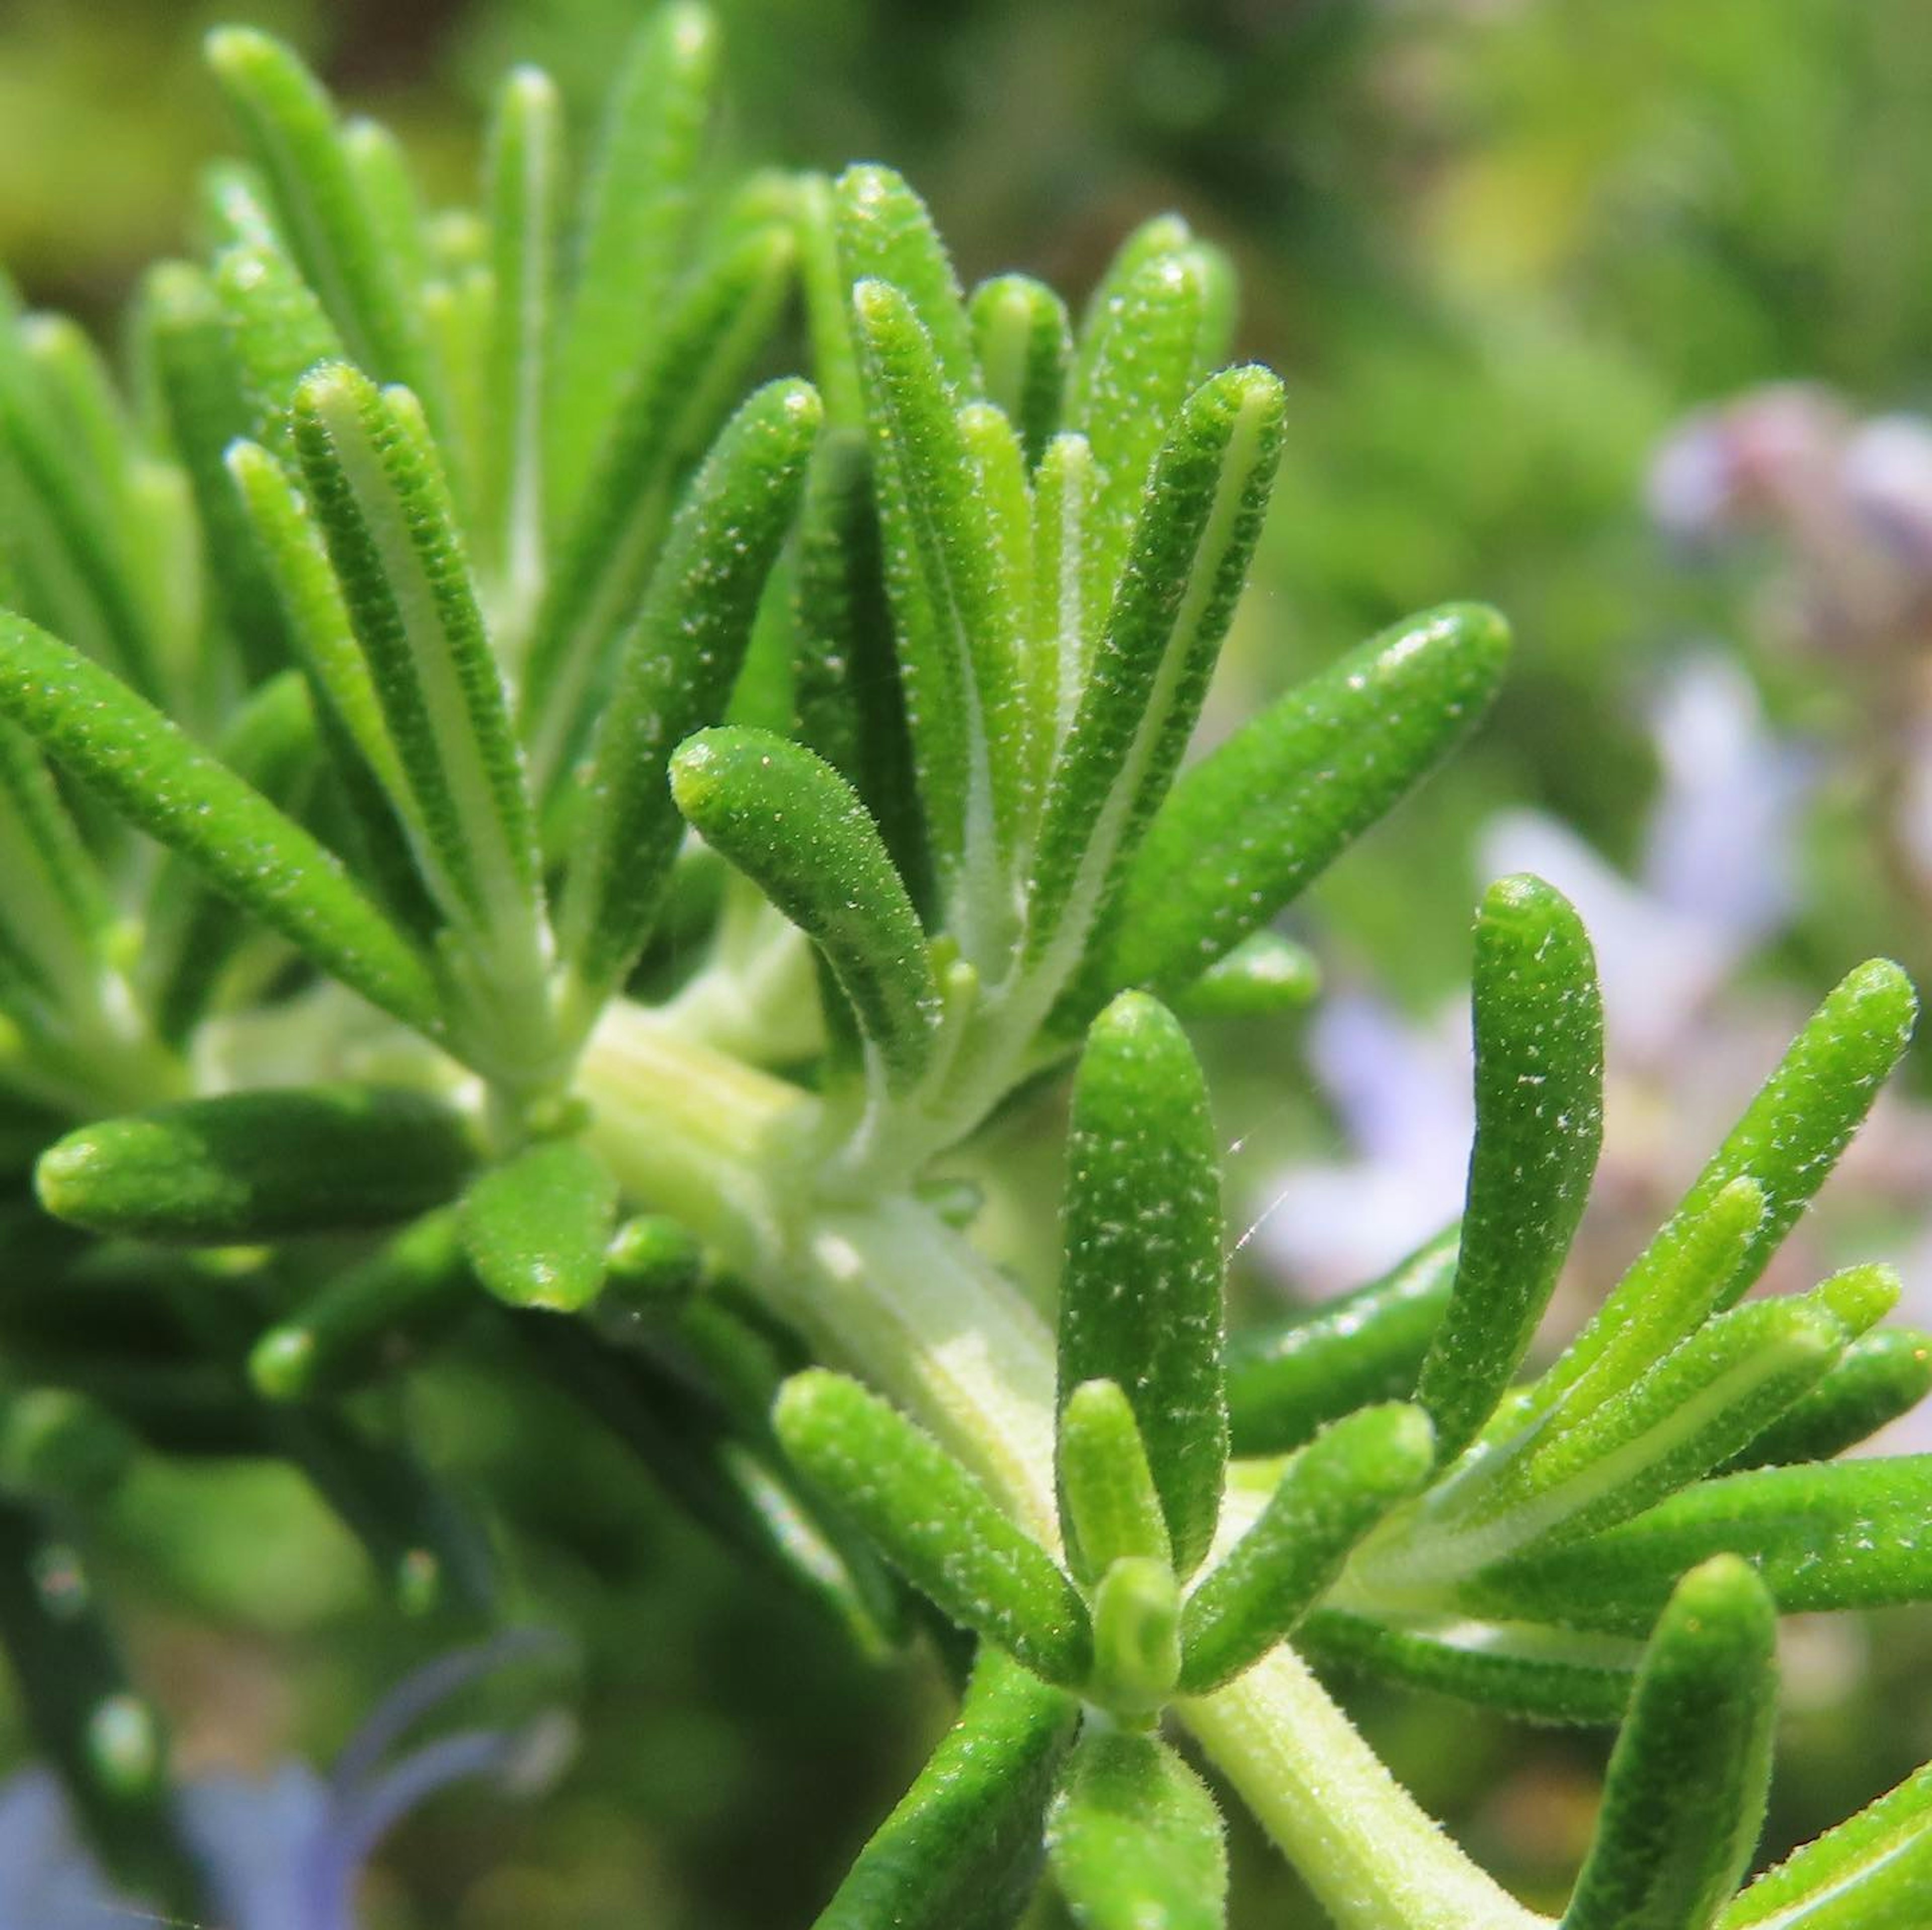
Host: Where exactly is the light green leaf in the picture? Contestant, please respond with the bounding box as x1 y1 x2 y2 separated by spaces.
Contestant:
1046 1728 1228 1930
1089 1555 1182 1721
835 164 977 393
1057 992 1226 1578
462 1137 618 1312
1096 602 1511 1007
1560 1557 1776 1930
670 726 940 1094
37 1085 474 1241
775 1368 1091 1687
1180 1403 1435 1695
1417 876 1603 1460
1056 1378 1172 1578
0 611 442 1033
970 273 1071 465
555 379 821 1016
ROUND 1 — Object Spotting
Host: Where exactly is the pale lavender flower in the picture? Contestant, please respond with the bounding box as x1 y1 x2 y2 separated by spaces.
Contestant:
0 1633 567 1930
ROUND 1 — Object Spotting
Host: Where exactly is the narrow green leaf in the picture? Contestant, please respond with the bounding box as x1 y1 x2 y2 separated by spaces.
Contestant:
970 273 1071 465
480 65 563 637
142 668 317 1042
1501 1177 1765 1449
774 1368 1092 1686
1063 244 1225 616
37 1085 474 1242
1098 602 1511 1008
1056 1378 1173 1578
1725 1327 1932 1470
136 261 288 680
291 363 546 985
212 235 348 454
1560 1556 1776 1930
555 378 821 1014
1225 1229 1459 1456
813 1645 1078 1930
670 726 941 1093
604 1213 705 1307
0 292 160 697
547 1 717 524
205 28 428 391
1029 431 1097 762
1180 1403 1435 1695
1296 1605 1642 1724
1468 1455 1932 1638
1417 876 1603 1460
1721 1758 1932 1930
1443 1298 1846 1569
462 1137 617 1313
339 115 431 301
851 277 1029 940
0 612 442 1032
1058 992 1227 1578
834 164 977 393
249 1208 473 1400
523 224 796 794
1046 1728 1228 1930
1089 1556 1182 1721
1532 961 1916 1429
1025 366 1286 983
1173 931 1321 1018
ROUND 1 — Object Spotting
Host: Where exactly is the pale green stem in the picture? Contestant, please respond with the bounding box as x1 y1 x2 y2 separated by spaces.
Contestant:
577 998 1550 1930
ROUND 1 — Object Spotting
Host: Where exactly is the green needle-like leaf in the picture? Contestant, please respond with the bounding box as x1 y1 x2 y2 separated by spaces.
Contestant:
0 1389 137 1512
1725 1327 1932 1470
480 64 564 631
0 612 442 1033
1468 1455 1932 1637
1029 430 1097 760
211 235 348 454
546 1 717 525
970 273 1071 465
1560 1556 1776 1930
1026 366 1286 982
1046 1727 1228 1930
250 1208 473 1400
1056 1378 1173 1577
1721 1758 1932 1930
461 1138 618 1313
1417 876 1603 1460
1225 1229 1459 1456
1529 960 1916 1434
1096 603 1512 1006
1058 993 1227 1579
835 165 977 393
1063 244 1224 616
1504 1177 1765 1449
556 378 821 1015
1179 1403 1435 1695
37 1086 474 1242
851 276 1029 940
1295 1606 1641 1725
142 668 317 1043
1446 1298 1847 1569
291 362 545 974
205 28 429 394
1089 1555 1182 1721
775 1368 1092 1687
814 1646 1078 1930
523 223 796 793
1173 931 1321 1018
670 726 941 1093
136 261 288 680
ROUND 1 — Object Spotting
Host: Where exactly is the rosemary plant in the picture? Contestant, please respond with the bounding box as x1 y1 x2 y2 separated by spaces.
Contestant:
1 10 1929 1926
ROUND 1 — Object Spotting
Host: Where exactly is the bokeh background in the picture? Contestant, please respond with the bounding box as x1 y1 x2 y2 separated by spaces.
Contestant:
7 0 1932 1922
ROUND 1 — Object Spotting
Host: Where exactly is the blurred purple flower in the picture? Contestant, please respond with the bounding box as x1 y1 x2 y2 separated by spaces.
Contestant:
0 1632 568 1930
